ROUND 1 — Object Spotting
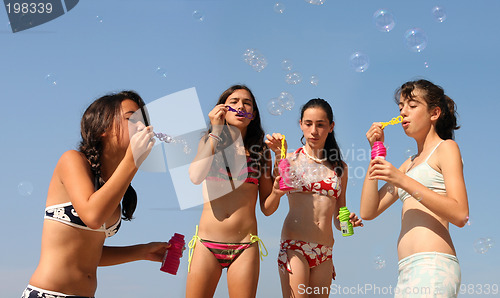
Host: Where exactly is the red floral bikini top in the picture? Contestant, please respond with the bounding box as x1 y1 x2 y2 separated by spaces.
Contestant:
290 147 341 199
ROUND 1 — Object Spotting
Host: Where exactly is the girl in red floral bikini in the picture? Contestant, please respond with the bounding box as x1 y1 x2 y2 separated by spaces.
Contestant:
263 98 363 298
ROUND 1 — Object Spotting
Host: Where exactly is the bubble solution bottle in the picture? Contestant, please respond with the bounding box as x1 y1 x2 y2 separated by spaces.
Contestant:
160 233 185 275
371 141 387 160
278 158 295 191
339 207 354 237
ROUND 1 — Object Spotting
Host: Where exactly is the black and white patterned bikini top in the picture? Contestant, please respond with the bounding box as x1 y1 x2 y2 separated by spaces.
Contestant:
45 202 121 238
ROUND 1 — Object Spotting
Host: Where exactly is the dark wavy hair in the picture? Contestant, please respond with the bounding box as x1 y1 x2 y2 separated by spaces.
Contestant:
78 90 146 221
300 98 345 176
394 79 459 140
207 84 267 171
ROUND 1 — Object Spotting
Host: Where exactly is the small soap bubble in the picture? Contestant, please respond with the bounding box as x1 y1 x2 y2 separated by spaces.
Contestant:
349 52 370 72
473 238 494 254
404 28 428 53
18 181 33 196
156 67 167 78
278 92 294 111
192 10 205 22
183 145 192 155
424 61 430 69
285 72 302 84
310 75 319 86
45 74 57 86
96 16 103 23
373 9 395 32
412 191 422 202
405 148 416 158
305 0 325 5
267 98 284 116
374 255 386 269
431 6 447 23
465 216 472 227
242 49 268 72
281 59 293 71
387 184 395 194
274 2 285 14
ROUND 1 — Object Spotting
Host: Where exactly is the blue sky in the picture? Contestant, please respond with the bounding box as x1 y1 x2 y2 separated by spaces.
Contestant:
1 0 499 297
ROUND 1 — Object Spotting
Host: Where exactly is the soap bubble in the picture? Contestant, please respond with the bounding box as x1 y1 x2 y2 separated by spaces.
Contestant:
374 255 386 269
267 98 284 116
349 52 370 72
156 67 167 78
285 72 302 84
45 74 57 86
412 191 422 202
404 28 428 52
310 75 319 86
405 148 416 158
373 9 395 32
274 2 285 14
192 10 204 22
473 238 494 254
96 16 103 23
431 6 447 23
242 49 268 72
278 92 294 111
305 0 325 5
18 181 33 197
424 61 430 69
281 59 293 71
386 184 395 194
465 216 472 227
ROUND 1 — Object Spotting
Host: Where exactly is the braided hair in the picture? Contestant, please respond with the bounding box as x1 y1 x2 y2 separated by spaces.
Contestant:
78 91 145 221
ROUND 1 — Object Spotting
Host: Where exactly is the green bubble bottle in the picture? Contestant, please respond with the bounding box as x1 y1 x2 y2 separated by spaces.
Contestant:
339 207 354 236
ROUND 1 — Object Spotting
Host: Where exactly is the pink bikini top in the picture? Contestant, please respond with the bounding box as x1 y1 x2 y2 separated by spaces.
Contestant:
290 147 341 199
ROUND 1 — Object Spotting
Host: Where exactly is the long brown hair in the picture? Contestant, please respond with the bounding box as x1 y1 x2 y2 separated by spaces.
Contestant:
207 84 267 171
78 91 146 220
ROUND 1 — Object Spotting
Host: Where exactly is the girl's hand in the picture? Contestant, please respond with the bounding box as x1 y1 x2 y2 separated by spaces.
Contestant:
265 133 286 156
129 126 155 168
143 242 171 262
368 158 403 187
349 212 363 228
366 122 384 148
208 104 228 128
272 176 289 197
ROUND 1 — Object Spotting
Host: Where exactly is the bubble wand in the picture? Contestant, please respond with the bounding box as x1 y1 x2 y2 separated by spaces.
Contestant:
226 105 254 119
371 116 402 159
380 115 403 129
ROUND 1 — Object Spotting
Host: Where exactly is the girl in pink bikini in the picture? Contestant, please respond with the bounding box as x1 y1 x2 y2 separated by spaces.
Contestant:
186 85 275 298
263 98 363 298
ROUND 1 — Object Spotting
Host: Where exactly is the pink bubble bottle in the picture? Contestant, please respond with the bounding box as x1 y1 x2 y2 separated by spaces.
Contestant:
160 233 185 275
371 141 387 160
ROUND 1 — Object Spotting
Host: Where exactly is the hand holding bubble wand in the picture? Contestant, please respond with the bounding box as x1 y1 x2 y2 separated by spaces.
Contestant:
371 116 403 159
140 106 191 154
225 105 254 119
278 136 295 191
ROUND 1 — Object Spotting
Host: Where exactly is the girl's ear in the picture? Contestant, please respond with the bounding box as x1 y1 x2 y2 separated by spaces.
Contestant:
329 120 335 133
430 107 441 121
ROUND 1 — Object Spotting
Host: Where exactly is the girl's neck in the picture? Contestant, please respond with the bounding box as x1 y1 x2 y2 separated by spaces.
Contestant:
415 129 442 154
100 147 123 182
303 143 326 161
